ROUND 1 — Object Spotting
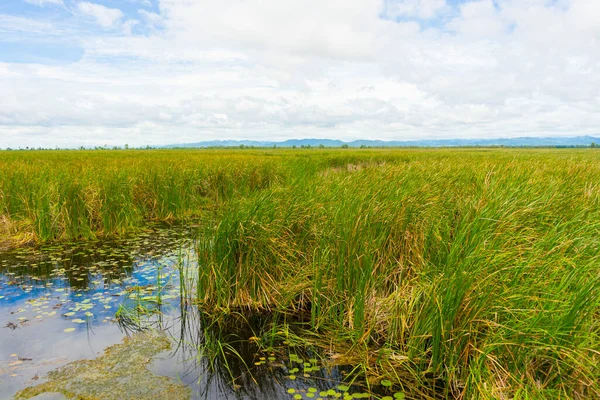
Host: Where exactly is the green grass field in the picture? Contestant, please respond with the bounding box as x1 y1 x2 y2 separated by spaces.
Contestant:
1 148 599 398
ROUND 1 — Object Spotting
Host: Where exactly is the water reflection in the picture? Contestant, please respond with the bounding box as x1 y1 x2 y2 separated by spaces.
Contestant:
0 227 191 398
1 227 374 400
146 307 367 400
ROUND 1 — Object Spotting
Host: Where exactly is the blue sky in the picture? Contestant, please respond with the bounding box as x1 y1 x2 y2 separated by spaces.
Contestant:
0 0 598 148
0 0 161 63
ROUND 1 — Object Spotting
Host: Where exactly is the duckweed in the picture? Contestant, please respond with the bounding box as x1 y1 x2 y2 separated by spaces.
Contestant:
15 331 191 400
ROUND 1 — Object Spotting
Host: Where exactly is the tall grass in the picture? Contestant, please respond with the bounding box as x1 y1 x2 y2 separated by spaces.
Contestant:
193 149 600 398
0 149 295 242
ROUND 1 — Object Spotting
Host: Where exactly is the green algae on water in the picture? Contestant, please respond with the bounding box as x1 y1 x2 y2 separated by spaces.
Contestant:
15 331 191 400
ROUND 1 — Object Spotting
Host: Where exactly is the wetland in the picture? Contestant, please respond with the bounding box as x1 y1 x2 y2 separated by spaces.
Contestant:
1 149 599 399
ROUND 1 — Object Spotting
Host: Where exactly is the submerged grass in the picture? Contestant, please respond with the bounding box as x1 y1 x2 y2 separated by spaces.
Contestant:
2 148 600 398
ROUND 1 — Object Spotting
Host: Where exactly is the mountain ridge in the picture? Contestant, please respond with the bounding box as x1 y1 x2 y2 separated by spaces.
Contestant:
164 136 600 148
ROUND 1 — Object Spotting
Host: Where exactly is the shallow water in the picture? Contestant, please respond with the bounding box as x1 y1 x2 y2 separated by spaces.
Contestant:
0 227 191 397
0 227 381 400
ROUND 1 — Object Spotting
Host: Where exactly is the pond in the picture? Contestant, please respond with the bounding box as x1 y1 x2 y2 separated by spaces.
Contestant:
0 226 388 400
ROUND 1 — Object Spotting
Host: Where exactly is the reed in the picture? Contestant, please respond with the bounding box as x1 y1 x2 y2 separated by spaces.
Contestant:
0 149 295 242
193 149 600 398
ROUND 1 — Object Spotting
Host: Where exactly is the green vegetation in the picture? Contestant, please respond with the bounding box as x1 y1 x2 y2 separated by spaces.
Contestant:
0 149 287 243
15 331 191 400
2 148 600 398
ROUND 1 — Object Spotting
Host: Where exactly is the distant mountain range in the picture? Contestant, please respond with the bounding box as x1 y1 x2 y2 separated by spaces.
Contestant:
164 136 600 148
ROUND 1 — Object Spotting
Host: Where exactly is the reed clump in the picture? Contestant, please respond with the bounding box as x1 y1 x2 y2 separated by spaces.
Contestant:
194 149 600 398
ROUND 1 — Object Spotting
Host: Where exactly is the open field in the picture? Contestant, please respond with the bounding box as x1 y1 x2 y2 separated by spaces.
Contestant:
1 148 600 398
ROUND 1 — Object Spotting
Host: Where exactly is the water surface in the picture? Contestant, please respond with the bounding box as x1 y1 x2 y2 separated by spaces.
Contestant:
1 227 379 399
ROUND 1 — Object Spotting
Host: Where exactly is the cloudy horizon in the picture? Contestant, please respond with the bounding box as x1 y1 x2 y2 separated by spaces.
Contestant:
1 0 599 148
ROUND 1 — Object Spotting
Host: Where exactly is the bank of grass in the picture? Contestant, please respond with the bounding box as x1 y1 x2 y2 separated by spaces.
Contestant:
1 148 599 398
0 149 295 242
0 149 416 243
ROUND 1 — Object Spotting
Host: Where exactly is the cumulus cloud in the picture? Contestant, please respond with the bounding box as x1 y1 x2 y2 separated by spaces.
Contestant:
1 0 600 147
157 0 383 61
77 2 124 28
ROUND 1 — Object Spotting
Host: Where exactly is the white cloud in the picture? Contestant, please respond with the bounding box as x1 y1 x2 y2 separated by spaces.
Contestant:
122 19 140 35
125 0 152 6
447 0 508 37
0 14 61 38
1 0 600 147
156 0 383 61
138 9 163 29
77 2 124 28
385 0 449 20
23 0 64 5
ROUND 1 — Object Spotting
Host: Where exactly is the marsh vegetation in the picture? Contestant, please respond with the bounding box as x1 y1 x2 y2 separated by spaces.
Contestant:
1 148 599 398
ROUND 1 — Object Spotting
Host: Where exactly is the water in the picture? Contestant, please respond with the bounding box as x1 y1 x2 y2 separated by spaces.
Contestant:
0 227 191 397
0 227 378 400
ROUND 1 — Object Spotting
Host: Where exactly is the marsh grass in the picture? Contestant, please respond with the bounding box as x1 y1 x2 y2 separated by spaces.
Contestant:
2 148 599 398
0 150 295 242
193 149 600 398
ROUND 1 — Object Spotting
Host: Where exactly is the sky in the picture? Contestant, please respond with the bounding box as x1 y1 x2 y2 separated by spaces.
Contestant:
0 0 599 148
